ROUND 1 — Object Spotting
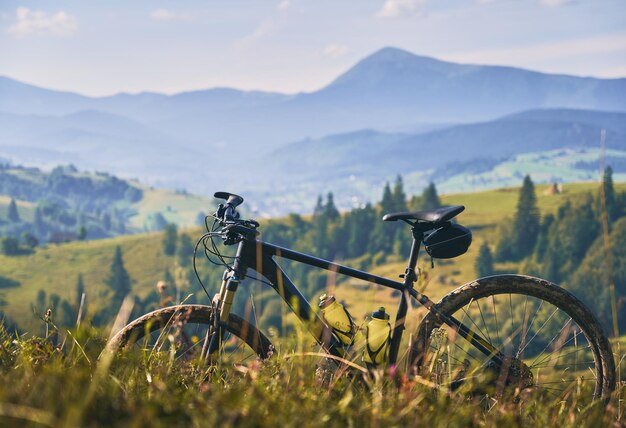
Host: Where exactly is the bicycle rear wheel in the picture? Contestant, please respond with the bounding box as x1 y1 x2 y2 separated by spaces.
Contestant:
108 304 274 363
410 275 615 405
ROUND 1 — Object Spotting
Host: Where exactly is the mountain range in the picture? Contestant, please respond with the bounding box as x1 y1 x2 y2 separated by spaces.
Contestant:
1 47 625 214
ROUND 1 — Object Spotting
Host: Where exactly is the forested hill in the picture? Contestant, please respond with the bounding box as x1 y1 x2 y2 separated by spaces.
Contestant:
2 177 624 336
0 163 209 247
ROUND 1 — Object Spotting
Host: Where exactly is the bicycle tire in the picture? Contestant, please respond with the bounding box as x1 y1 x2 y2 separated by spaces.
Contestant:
108 304 274 361
409 275 615 403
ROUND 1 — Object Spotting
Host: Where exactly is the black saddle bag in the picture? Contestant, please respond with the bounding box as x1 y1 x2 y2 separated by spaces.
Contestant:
423 223 472 259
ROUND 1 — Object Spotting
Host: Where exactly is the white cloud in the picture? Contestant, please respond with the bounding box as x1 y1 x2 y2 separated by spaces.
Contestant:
7 7 77 38
151 9 176 21
539 0 573 6
322 44 349 59
150 9 190 22
376 0 426 18
441 32 626 75
278 0 291 10
238 20 277 46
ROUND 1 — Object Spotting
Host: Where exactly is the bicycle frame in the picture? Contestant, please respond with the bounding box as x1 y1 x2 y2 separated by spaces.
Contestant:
213 225 505 368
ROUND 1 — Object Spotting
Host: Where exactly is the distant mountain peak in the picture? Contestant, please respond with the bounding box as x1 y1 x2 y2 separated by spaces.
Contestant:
359 46 452 67
368 46 417 60
325 46 458 90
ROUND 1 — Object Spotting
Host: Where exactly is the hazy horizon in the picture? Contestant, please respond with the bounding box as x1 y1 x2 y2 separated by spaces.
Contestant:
3 44 626 99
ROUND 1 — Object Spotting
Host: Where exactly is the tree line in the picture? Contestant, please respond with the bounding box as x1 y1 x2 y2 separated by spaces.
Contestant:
30 169 626 335
0 164 142 250
474 167 626 333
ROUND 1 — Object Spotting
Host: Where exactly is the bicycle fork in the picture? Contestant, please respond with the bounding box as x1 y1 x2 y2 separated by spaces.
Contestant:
201 268 241 361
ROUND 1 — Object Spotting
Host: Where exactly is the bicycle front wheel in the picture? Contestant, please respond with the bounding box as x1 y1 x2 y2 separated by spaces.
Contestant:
410 275 615 405
108 304 274 363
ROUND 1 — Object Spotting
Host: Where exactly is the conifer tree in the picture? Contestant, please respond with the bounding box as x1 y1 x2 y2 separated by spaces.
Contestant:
380 182 394 211
602 166 618 221
313 195 324 218
566 194 597 263
58 299 75 327
422 183 441 210
346 203 376 258
78 226 87 241
36 289 47 313
371 183 395 256
50 293 61 311
7 198 19 222
475 242 494 278
163 223 178 256
542 231 565 283
512 175 540 259
324 192 340 222
177 234 194 267
153 212 168 231
33 207 45 238
534 214 554 260
106 246 132 300
312 207 329 259
390 176 411 255
392 175 407 213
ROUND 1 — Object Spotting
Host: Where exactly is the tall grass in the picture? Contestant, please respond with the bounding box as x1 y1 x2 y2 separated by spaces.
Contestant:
0 320 621 427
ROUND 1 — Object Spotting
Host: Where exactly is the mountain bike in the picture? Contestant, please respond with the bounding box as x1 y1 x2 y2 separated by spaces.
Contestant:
109 192 616 404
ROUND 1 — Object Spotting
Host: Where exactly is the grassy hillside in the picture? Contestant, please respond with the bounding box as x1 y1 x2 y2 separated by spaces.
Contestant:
0 182 209 231
127 186 209 230
438 148 626 194
2 181 620 336
0 164 210 241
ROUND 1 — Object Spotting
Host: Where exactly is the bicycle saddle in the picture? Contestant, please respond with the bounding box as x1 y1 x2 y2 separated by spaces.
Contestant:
382 205 465 224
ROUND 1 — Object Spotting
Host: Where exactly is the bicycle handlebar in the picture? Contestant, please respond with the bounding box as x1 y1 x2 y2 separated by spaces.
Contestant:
212 191 259 244
223 204 236 223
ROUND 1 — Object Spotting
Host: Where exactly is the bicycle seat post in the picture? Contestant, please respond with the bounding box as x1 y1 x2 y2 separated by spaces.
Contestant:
388 224 423 365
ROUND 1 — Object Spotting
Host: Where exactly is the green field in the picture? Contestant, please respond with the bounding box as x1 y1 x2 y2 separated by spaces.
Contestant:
126 185 210 230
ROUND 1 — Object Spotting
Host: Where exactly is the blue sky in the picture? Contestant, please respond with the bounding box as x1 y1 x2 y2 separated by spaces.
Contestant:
1 0 625 96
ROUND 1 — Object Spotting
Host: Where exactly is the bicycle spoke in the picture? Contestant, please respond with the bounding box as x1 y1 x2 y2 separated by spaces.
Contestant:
459 302 492 346
474 298 493 344
531 345 592 368
491 295 501 344
516 299 544 358
532 329 588 367
517 305 560 357
529 317 573 367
